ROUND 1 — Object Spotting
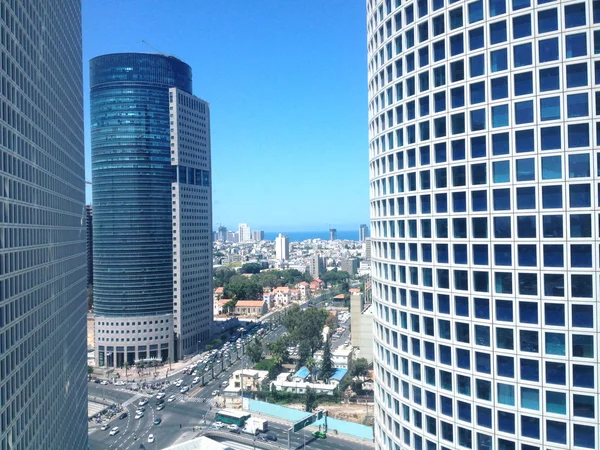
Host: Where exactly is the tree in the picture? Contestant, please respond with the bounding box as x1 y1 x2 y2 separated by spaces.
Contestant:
320 270 351 288
297 340 311 368
321 339 333 383
268 337 289 367
214 267 238 287
88 365 94 374
305 357 317 382
350 358 372 378
223 275 262 300
305 387 318 412
247 337 264 364
223 300 237 314
240 263 262 274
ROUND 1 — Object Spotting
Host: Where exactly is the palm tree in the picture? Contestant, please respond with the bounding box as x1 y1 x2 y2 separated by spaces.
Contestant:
305 357 317 382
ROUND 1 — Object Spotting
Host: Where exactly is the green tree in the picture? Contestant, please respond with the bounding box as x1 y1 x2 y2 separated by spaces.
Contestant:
88 365 94 374
350 358 372 378
320 269 350 288
297 340 311 368
214 267 238 287
268 337 289 367
223 300 237 314
223 275 262 300
247 337 264 364
240 263 262 274
305 387 318 412
320 339 333 383
305 357 317 382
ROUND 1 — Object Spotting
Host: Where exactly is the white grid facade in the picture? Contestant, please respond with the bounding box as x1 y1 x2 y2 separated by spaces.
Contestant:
367 0 600 449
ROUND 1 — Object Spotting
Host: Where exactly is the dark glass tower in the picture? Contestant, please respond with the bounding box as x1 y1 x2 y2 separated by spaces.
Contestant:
91 53 191 317
92 53 213 365
0 0 88 448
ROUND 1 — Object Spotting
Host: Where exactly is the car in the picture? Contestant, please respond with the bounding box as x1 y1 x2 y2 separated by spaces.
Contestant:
156 392 166 399
265 434 278 442
114 380 125 386
167 395 176 402
180 386 189 393
147 434 155 443
109 427 119 436
227 424 239 430
100 424 110 431
212 421 225 429
156 398 164 405
119 412 128 419
100 380 109 385
135 412 144 420
211 390 219 396
229 427 241 434
192 377 200 384
153 417 162 425
175 380 183 387
136 407 145 413
138 398 148 406
156 404 165 411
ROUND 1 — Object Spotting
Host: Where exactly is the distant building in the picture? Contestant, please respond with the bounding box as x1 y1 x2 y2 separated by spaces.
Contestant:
359 224 369 242
233 300 268 317
341 257 359 276
363 238 372 260
238 223 251 242
226 231 239 243
275 233 290 260
252 230 264 241
329 228 337 240
217 225 228 241
86 205 94 287
350 292 365 347
309 253 326 279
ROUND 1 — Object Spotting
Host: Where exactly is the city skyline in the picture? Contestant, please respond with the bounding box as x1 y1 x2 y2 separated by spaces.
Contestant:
82 0 369 229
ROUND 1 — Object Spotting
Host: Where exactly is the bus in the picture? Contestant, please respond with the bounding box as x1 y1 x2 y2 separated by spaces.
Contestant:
215 409 251 427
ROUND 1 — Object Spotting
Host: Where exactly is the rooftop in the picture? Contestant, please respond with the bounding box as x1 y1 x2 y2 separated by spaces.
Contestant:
293 366 310 379
331 368 348 382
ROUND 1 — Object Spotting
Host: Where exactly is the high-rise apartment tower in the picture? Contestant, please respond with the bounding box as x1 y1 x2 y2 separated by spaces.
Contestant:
368 0 599 449
275 233 290 260
238 223 251 242
359 223 369 241
0 1 89 448
91 53 213 365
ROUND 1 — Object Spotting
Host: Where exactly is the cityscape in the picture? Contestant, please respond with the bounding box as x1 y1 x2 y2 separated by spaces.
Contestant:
0 1 599 450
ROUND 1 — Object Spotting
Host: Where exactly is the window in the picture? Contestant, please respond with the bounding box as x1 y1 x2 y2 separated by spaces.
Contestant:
514 72 533 95
516 158 535 181
565 3 587 29
490 21 507 44
567 63 588 88
515 100 534 124
489 0 506 17
492 105 509 127
569 153 590 178
542 156 562 179
566 33 587 58
568 124 589 148
539 37 559 62
538 8 558 33
541 126 561 150
514 43 532 67
567 93 589 118
469 27 484 50
491 48 507 72
539 66 560 91
513 14 531 39
540 97 560 121
469 0 483 23
470 54 485 77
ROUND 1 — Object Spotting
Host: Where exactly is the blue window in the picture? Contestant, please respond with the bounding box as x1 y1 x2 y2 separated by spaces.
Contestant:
546 361 566 385
490 21 507 44
542 186 562 209
514 72 532 96
491 105 508 127
547 391 566 414
492 161 509 183
512 0 529 10
516 158 534 181
572 274 593 298
540 97 560 121
570 213 591 237
469 54 485 77
574 424 595 449
573 394 595 418
546 420 567 445
542 156 561 179
521 416 539 440
449 7 463 29
516 129 534 153
541 126 561 150
520 358 539 381
545 274 564 298
573 365 594 388
544 245 564 267
516 187 535 209
450 60 464 82
514 43 532 67
545 332 565 356
519 302 537 324
567 93 589 118
469 27 484 50
433 41 445 62
493 189 510 210
489 0 506 17
513 14 531 39
470 109 485 131
471 136 486 158
493 216 511 238
452 140 465 160
515 100 534 124
545 303 565 326
572 304 593 328
569 153 590 178
566 33 587 58
567 63 588 88
538 9 558 33
433 66 446 86
450 34 464 56
570 183 591 207
494 245 511 265
472 190 487 211
468 1 484 23
491 76 508 99
565 3 587 28
517 216 536 238
497 411 515 434
539 66 560 91
571 244 592 268
472 218 487 238
477 406 492 428
521 387 539 410
497 383 515 405
490 48 507 72
539 37 559 62
451 86 464 108
470 82 485 104
492 132 509 155
568 124 589 148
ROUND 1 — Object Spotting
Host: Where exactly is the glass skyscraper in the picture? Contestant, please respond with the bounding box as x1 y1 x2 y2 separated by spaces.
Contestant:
367 1 598 449
92 53 213 366
0 0 88 448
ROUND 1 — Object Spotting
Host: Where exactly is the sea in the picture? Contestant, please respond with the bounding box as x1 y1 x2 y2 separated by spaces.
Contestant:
263 230 360 242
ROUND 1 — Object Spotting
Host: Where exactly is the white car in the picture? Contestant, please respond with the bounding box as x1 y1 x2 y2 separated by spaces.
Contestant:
192 377 200 384
156 404 165 411
135 412 144 420
211 390 219 396
175 380 183 387
114 381 125 386
148 434 155 443
109 427 119 436
213 421 225 429
156 392 166 399
180 386 189 393
100 380 109 385
167 395 176 402
227 424 239 430
100 423 109 431
138 398 148 406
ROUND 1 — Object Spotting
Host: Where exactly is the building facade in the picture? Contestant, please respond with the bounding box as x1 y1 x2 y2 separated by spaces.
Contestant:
360 223 369 241
252 230 265 241
368 1 598 449
0 1 89 448
329 228 337 240
309 253 326 279
342 256 359 275
91 53 212 366
238 223 251 242
275 233 290 260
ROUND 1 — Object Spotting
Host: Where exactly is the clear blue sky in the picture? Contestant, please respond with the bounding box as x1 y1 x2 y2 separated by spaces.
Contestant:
83 1 368 232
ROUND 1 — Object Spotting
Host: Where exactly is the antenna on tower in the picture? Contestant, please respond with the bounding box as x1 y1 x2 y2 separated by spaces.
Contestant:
141 40 170 57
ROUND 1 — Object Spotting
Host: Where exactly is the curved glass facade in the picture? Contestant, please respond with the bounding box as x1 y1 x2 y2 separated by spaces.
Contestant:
91 53 192 316
368 1 599 449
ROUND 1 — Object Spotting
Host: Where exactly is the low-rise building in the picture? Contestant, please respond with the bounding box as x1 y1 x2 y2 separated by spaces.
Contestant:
233 300 268 317
230 369 269 391
332 346 353 370
297 281 310 299
272 287 291 306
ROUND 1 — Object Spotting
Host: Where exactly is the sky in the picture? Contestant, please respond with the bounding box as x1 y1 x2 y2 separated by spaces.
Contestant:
83 1 368 232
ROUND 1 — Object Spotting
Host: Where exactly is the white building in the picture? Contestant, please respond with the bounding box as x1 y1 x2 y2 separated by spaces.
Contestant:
368 1 599 449
238 223 251 242
275 233 290 260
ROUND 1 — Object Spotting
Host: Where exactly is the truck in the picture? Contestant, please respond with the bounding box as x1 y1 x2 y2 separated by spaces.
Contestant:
243 417 269 435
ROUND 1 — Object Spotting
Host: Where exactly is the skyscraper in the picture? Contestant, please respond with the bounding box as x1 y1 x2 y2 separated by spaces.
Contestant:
252 230 265 241
368 1 598 449
91 53 213 365
329 228 337 240
238 223 251 242
0 1 88 448
359 223 369 241
275 233 290 260
309 253 326 279
87 204 94 309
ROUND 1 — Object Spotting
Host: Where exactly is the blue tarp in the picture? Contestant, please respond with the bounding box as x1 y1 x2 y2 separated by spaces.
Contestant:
293 366 310 379
330 368 348 381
